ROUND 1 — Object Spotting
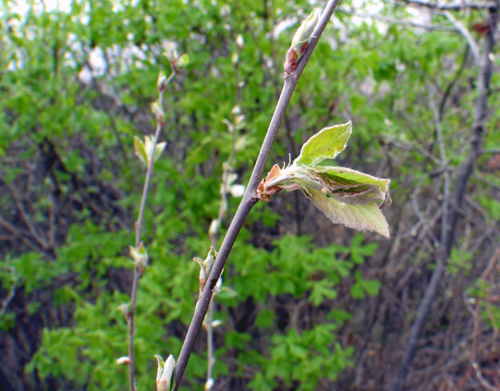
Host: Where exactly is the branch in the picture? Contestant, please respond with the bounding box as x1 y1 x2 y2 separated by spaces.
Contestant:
338 8 457 31
0 266 17 318
438 44 469 121
127 71 176 391
443 11 480 64
172 1 342 388
397 0 497 10
483 148 500 154
391 6 498 391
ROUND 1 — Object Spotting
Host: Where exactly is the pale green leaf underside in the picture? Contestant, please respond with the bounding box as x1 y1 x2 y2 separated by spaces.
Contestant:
301 186 390 238
296 121 352 166
313 166 390 194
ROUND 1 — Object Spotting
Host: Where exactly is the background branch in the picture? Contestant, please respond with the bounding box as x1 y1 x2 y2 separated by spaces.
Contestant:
396 0 496 10
391 5 498 391
127 71 175 391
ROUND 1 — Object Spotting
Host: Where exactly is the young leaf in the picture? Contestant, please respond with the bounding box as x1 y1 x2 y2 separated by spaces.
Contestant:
257 121 391 237
300 166 391 207
295 122 352 166
134 136 148 165
302 186 390 238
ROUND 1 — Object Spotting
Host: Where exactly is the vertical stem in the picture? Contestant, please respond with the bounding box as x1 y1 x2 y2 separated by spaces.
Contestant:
127 71 175 391
205 278 215 389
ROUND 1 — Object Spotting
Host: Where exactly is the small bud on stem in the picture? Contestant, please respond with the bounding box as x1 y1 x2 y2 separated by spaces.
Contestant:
284 12 319 76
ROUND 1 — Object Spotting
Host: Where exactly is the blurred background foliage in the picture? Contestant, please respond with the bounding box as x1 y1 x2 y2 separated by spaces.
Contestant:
1 0 500 390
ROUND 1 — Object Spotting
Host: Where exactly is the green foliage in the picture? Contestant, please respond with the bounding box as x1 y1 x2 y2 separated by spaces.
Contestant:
251 326 354 391
4 0 500 390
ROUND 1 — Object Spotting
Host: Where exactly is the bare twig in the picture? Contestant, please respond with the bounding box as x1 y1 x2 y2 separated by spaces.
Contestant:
474 173 500 191
443 11 480 64
338 8 457 31
483 148 500 154
438 44 469 121
396 0 496 11
1 177 50 251
173 1 342 388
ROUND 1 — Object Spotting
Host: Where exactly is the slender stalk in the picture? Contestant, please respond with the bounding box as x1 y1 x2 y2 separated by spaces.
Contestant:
127 71 176 391
205 299 215 388
173 1 342 388
206 85 241 390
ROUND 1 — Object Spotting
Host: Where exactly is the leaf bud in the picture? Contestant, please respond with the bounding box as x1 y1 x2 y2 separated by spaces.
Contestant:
231 52 239 66
176 53 189 69
230 184 245 198
292 12 318 54
152 100 165 123
208 219 219 243
222 118 235 133
284 12 319 75
164 42 179 63
157 71 168 92
236 34 244 50
130 242 148 274
231 105 241 116
211 320 223 328
155 354 176 391
117 302 130 317
194 247 218 297
116 356 132 365
234 115 245 127
205 378 215 391
134 136 147 165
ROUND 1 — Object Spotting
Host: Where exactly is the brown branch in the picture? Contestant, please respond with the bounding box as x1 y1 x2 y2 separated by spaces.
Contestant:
338 8 458 31
397 0 497 10
443 11 480 64
172 1 343 388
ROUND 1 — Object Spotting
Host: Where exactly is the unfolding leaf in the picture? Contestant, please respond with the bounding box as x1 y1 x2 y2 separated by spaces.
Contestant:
299 166 391 208
302 186 390 238
295 122 352 166
257 121 391 237
134 135 167 166
134 136 147 165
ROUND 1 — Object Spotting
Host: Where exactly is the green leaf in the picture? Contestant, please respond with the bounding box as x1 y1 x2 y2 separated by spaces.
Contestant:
134 136 147 165
295 166 390 207
295 122 352 165
257 122 391 237
361 279 381 296
301 186 390 238
316 166 390 194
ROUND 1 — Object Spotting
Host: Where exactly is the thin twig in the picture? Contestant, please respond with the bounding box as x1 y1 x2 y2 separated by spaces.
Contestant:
483 148 500 154
443 11 480 64
338 8 457 31
396 0 496 11
438 44 469 121
0 266 18 318
127 71 176 391
173 1 342 388
204 55 245 389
